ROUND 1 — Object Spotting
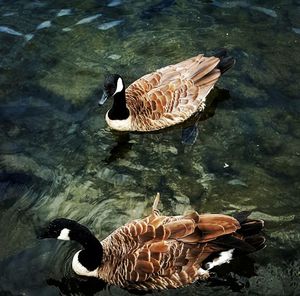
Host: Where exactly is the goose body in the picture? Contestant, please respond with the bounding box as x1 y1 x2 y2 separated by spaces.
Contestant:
99 50 235 132
40 194 265 292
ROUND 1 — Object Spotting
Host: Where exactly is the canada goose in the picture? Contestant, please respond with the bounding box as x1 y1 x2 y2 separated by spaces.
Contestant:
40 194 264 291
99 49 235 132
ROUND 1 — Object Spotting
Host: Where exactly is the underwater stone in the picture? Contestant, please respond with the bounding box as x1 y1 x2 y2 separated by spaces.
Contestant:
24 34 34 41
153 144 178 155
0 142 22 154
249 262 300 295
98 20 123 30
56 9 72 17
67 123 78 135
108 54 121 60
292 27 300 34
228 179 248 187
1 154 54 181
107 0 123 7
2 12 16 17
267 155 299 178
96 168 136 185
197 174 215 191
75 14 102 25
0 26 23 36
62 27 72 32
260 134 284 155
250 211 295 222
36 21 51 30
211 0 248 9
68 180 99 201
173 195 193 214
117 159 154 172
288 7 300 28
250 6 277 18
270 230 300 247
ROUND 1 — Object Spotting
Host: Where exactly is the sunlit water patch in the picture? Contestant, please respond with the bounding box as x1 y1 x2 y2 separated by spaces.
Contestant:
0 0 299 295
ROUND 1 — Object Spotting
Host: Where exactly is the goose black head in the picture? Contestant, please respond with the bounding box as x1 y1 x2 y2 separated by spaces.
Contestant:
39 218 75 240
39 218 97 244
99 74 124 105
40 219 103 276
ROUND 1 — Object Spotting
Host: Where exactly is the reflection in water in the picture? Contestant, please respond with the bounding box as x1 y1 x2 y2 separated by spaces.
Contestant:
47 277 107 296
181 87 231 145
46 255 256 295
104 133 132 164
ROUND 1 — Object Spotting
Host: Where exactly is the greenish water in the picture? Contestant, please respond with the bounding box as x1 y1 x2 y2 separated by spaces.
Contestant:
0 0 299 295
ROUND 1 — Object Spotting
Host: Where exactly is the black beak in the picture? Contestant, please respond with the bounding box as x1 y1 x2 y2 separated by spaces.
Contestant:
99 91 109 106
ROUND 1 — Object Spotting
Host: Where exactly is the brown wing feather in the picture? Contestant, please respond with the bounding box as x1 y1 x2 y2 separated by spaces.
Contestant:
99 196 249 290
125 54 222 131
116 212 240 288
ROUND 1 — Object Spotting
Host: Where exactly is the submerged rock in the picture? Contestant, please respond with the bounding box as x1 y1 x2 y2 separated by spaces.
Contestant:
152 143 178 155
250 6 277 18
266 155 299 178
249 262 300 295
97 20 123 30
270 230 300 247
96 168 136 186
75 14 102 25
228 179 248 187
0 26 23 36
1 154 54 181
107 0 123 7
56 9 72 17
250 211 295 223
108 54 121 60
36 21 51 30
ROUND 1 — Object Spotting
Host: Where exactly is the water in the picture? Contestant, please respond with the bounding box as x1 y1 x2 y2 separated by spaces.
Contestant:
0 0 299 295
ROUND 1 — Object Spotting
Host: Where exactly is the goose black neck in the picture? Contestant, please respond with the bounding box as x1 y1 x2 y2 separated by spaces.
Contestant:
108 89 130 120
71 226 103 271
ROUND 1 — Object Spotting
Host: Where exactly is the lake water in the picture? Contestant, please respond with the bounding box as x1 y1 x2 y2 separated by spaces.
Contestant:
0 0 299 295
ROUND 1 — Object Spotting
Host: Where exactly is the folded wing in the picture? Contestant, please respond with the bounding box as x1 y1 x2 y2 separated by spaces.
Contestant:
121 209 242 287
125 54 222 131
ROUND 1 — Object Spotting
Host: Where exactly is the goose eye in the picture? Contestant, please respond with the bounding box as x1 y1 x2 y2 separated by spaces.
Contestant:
105 84 115 94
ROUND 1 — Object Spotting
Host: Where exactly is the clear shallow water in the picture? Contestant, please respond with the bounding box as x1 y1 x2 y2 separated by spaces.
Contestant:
0 0 299 295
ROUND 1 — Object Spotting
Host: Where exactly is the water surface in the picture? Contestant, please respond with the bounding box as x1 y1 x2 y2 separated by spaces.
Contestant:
0 0 299 295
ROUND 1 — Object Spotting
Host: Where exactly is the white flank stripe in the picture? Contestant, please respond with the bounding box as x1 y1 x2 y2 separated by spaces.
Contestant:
206 249 234 270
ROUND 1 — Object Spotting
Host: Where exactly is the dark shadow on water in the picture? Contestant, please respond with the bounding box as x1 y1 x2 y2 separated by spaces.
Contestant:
199 255 257 292
46 254 257 295
140 0 176 20
0 171 46 209
103 132 132 164
47 277 107 296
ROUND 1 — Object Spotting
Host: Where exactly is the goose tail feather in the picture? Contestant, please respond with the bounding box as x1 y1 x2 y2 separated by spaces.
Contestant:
212 48 236 74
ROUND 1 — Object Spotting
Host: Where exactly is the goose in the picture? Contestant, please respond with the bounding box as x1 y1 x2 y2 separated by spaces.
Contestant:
99 49 235 132
40 193 265 291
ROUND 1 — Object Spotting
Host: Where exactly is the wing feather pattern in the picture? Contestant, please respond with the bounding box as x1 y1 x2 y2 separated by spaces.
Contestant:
97 195 263 291
125 55 222 131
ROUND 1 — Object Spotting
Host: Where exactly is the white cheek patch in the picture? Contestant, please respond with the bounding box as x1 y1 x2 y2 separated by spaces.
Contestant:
72 251 99 277
206 248 234 270
58 228 71 240
113 77 124 95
